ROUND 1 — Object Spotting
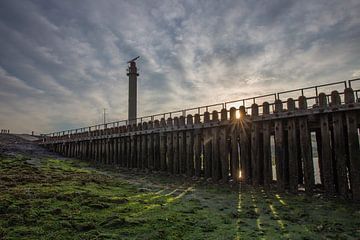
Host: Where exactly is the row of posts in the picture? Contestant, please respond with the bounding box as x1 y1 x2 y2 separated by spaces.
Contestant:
46 88 360 200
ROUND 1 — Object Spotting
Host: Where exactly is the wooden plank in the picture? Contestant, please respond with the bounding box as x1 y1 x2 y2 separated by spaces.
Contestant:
318 93 335 195
186 114 194 177
251 104 261 186
160 118 167 171
154 120 161 171
203 111 212 179
262 102 272 188
344 88 360 201
287 98 299 193
113 137 118 165
179 116 186 174
298 96 315 195
173 117 179 174
194 114 202 177
274 100 286 191
220 108 229 182
118 135 123 167
166 118 174 174
122 127 127 168
239 106 251 183
142 122 148 170
94 140 97 163
212 110 220 181
108 139 112 165
315 129 324 184
136 123 142 169
229 107 239 181
147 121 154 170
128 125 134 168
331 91 348 198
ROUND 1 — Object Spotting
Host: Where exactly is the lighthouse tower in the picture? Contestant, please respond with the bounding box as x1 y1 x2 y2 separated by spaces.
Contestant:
127 56 139 124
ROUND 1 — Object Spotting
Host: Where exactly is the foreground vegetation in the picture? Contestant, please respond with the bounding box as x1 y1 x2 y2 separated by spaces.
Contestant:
0 153 359 239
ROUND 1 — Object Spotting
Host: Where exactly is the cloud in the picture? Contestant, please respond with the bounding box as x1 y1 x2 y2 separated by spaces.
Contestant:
0 0 359 133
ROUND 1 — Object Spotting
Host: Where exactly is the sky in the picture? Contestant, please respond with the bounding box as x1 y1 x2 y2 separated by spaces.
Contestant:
0 0 360 134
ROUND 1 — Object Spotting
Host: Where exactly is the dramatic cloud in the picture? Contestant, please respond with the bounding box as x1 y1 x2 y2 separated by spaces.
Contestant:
0 0 359 133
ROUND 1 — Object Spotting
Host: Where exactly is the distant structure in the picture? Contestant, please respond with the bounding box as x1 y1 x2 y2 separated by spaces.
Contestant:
127 56 140 124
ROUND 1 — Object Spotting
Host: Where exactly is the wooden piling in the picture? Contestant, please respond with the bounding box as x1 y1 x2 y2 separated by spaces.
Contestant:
331 91 348 198
136 123 142 169
229 107 239 181
194 114 202 177
147 121 154 170
251 103 261 186
318 93 335 195
298 96 314 195
262 102 272 188
212 110 221 181
220 108 229 182
154 120 161 170
179 116 186 174
344 88 360 201
160 118 167 171
274 100 286 191
186 114 194 177
142 122 148 170
204 111 212 179
239 106 251 183
287 98 299 193
173 117 179 174
166 117 174 174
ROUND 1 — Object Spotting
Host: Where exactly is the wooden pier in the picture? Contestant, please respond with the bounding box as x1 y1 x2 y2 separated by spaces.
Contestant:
41 80 360 200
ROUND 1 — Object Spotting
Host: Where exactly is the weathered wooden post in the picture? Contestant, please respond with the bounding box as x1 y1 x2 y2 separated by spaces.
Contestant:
136 123 142 168
101 134 106 164
142 122 148 170
173 117 180 174
262 102 272 188
160 118 167 171
287 98 299 193
113 136 118 166
122 126 127 168
274 99 286 191
229 107 239 181
298 96 314 195
239 106 251 183
203 111 212 179
119 131 124 167
121 126 127 168
212 110 221 181
251 103 261 186
318 93 335 195
179 116 186 174
194 114 202 177
154 120 161 170
129 125 135 168
186 114 194 177
344 88 360 201
147 121 154 170
166 117 174 174
220 108 229 182
331 91 348 198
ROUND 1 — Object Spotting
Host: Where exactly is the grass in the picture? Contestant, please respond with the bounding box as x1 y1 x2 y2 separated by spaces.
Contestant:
0 153 360 239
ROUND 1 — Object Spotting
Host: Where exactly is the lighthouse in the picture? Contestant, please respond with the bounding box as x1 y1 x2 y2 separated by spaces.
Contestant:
127 56 139 124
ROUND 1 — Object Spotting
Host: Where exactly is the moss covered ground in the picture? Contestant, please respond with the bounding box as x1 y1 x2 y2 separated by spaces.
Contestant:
0 153 360 239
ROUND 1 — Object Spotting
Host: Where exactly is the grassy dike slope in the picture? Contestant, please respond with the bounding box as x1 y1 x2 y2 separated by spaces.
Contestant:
0 152 360 239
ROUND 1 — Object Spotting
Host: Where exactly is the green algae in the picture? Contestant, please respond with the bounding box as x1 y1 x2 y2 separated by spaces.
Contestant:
0 154 359 239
